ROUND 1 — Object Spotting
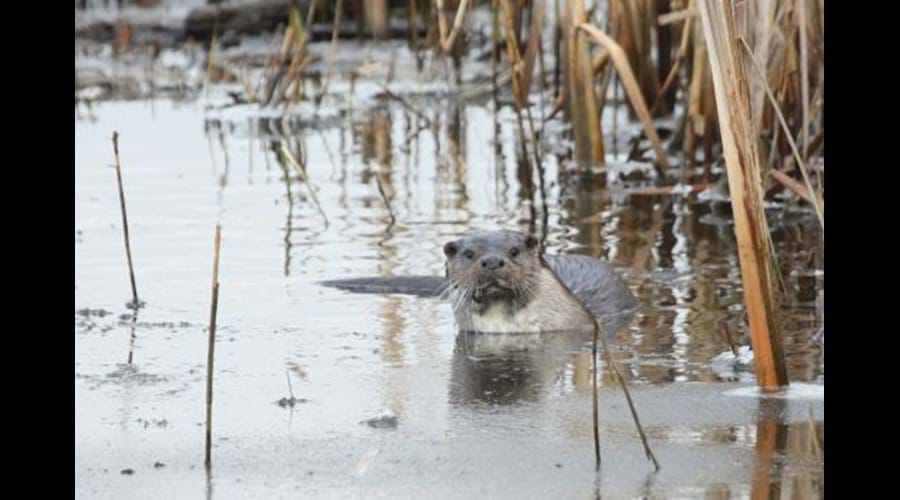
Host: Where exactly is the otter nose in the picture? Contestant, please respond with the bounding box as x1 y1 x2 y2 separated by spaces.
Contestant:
480 256 505 271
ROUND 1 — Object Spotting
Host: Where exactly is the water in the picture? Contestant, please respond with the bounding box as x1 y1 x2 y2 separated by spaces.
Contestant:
75 83 823 497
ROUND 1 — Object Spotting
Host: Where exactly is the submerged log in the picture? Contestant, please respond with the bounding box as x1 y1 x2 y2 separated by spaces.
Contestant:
76 0 426 46
185 1 304 40
185 0 423 40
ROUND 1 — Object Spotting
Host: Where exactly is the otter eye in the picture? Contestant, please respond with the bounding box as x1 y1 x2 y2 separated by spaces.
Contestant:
525 235 538 249
463 249 475 260
509 247 520 257
443 242 458 257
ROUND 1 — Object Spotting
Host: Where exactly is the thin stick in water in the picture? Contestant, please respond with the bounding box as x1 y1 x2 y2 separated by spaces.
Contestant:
315 0 344 107
592 321 601 470
600 331 660 471
112 131 140 309
205 223 222 469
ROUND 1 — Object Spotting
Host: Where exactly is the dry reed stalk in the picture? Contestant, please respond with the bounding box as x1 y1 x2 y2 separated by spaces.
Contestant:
491 0 501 106
798 0 810 156
292 1 320 104
495 2 532 140
256 25 285 102
766 114 781 172
652 0 693 115
408 0 421 51
520 0 546 98
240 66 256 104
617 0 659 111
654 0 675 114
498 0 526 108
366 0 388 39
495 0 546 199
520 0 548 165
282 53 312 107
802 78 824 140
626 0 694 163
259 14 296 106
537 6 548 115
562 0 604 166
437 0 470 53
749 0 776 135
684 37 707 173
111 131 140 309
594 62 614 113
804 127 823 159
739 38 823 229
701 67 717 177
283 8 298 54
592 0 617 113
553 0 562 99
658 5 696 25
266 1 319 108
546 94 565 121
205 223 221 468
592 50 610 74
436 0 450 46
769 169 822 211
696 0 789 391
204 18 219 99
578 23 670 170
315 0 344 105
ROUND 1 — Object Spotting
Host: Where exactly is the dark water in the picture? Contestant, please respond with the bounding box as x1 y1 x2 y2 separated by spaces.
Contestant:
75 64 823 498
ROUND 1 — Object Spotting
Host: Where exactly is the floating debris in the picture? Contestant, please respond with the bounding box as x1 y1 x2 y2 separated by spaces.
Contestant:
361 414 398 430
76 308 112 318
276 396 308 408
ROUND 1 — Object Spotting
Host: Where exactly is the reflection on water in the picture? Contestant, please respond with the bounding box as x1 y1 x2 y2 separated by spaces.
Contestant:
449 330 595 406
203 101 822 386
751 399 824 499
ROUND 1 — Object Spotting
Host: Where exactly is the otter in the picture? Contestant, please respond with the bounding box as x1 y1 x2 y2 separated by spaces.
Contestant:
321 230 638 334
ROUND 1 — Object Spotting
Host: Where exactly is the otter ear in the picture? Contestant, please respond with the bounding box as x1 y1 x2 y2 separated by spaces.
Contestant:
443 241 459 257
525 235 539 250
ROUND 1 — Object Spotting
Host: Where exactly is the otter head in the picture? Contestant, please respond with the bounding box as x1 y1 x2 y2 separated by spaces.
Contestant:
443 230 542 308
